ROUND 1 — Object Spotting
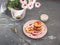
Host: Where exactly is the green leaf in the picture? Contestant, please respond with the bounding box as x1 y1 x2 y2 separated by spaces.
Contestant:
8 6 12 10
8 0 28 10
26 0 29 4
10 0 15 1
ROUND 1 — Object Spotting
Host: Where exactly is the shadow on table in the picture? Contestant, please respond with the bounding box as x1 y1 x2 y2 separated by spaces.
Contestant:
5 9 12 18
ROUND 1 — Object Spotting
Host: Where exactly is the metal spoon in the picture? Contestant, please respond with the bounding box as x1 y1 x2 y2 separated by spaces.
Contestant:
11 28 31 45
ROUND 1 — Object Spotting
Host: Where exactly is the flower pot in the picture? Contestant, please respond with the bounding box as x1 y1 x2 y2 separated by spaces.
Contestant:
11 8 26 20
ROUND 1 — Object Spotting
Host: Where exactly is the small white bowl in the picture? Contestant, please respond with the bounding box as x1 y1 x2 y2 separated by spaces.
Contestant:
40 14 49 22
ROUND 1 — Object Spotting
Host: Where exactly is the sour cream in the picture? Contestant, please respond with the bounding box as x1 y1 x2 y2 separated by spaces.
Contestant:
40 14 49 21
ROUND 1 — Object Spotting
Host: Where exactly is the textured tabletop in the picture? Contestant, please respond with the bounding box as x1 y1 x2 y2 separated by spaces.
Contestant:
0 0 60 45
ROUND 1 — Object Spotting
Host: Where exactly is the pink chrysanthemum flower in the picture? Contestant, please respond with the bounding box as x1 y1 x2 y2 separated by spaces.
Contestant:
28 3 34 10
20 0 27 4
20 0 41 9
29 0 36 4
35 2 41 8
22 3 28 9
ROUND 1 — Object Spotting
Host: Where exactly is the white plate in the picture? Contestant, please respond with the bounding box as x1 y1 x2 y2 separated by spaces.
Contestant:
23 20 47 39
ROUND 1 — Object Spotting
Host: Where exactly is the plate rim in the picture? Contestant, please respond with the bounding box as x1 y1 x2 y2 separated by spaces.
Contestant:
23 20 48 39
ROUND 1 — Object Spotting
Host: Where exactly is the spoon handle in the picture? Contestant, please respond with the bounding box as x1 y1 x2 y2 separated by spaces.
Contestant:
11 28 30 45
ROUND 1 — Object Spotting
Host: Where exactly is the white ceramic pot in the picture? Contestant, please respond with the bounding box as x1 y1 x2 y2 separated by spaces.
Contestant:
11 8 26 20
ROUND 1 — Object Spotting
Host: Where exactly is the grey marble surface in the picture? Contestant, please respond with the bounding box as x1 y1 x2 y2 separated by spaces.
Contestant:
0 0 60 45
